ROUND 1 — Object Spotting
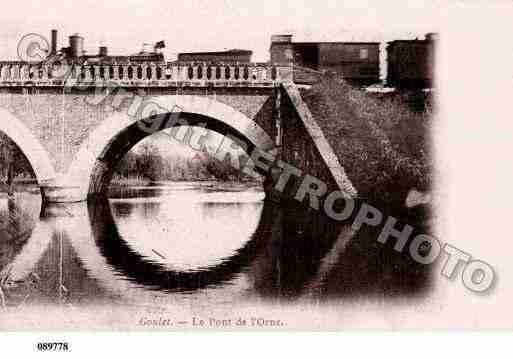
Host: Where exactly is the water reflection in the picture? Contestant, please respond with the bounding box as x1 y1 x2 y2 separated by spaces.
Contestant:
0 182 431 310
89 198 267 292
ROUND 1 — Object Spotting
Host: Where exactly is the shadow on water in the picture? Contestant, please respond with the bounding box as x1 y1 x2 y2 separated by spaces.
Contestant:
316 202 433 300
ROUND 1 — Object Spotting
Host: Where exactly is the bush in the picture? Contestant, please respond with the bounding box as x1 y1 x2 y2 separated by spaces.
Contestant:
299 74 433 205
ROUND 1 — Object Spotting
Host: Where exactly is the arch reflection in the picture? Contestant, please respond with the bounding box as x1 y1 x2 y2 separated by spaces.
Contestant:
87 197 276 292
0 195 51 282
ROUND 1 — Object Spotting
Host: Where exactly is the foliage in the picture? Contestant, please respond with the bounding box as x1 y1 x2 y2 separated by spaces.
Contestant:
0 132 35 184
113 143 258 184
299 74 433 205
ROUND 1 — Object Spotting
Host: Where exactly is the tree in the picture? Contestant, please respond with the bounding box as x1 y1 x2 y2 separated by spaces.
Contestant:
0 132 35 194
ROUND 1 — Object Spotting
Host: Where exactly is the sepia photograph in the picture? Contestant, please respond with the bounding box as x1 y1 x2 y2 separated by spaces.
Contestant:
0 0 512 353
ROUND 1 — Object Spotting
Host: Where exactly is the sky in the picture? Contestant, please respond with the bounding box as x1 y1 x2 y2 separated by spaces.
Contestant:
0 0 442 62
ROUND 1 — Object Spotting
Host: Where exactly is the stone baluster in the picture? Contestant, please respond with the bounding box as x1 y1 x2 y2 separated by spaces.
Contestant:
9 64 16 80
139 64 147 80
239 65 245 80
234 65 239 81
120 65 128 81
39 65 47 80
146 64 152 80
75 65 82 81
178 65 186 81
83 66 91 81
26 64 32 80
102 65 109 80
55 64 69 81
19 64 27 80
32 65 41 80
105 65 111 80
149 63 157 80
4 65 11 80
254 66 262 81
112 65 119 80
260 66 267 80
186 65 191 80
170 65 178 80
12 65 17 80
68 65 75 79
93 65 100 81
125 65 132 80
11 64 20 80
230 65 236 81
255 66 262 81
77 64 84 80
0 65 7 80
246 65 252 81
157 64 165 80
267 66 274 80
47 64 54 79
137 64 143 80
154 64 161 81
150 63 156 80
233 65 239 80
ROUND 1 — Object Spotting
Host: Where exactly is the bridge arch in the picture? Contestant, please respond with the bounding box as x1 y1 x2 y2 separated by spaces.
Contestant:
0 108 56 186
65 95 276 201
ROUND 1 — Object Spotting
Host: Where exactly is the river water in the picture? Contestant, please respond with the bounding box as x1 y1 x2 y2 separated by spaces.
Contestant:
0 181 431 329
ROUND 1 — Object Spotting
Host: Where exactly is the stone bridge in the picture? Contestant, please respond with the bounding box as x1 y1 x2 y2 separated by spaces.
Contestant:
0 61 356 203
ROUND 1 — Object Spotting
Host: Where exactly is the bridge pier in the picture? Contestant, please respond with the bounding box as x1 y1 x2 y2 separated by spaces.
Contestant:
40 175 88 203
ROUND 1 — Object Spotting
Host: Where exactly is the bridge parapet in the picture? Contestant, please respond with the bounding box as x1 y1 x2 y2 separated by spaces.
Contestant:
0 61 292 88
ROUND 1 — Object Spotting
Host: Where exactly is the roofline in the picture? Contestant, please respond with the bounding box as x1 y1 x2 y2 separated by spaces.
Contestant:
274 41 381 45
178 50 253 56
387 39 432 44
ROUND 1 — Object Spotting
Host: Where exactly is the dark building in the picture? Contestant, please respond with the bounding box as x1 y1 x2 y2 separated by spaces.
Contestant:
270 34 380 86
177 49 253 63
386 33 437 89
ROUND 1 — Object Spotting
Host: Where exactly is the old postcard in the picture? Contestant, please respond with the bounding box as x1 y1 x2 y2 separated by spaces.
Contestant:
0 1 512 348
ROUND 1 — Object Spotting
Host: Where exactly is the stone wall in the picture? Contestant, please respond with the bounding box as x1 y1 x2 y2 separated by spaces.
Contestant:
277 83 356 203
0 87 275 175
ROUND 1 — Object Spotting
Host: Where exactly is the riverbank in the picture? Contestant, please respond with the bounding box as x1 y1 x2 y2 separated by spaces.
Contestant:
0 179 38 195
299 75 433 206
110 175 263 188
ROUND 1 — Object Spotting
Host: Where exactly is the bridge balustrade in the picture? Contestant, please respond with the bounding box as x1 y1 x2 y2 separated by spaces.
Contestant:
0 60 292 87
